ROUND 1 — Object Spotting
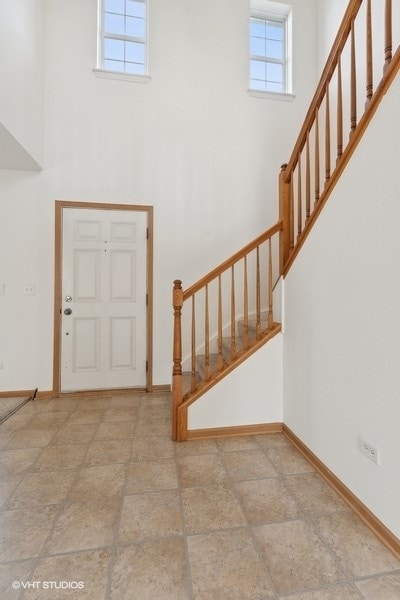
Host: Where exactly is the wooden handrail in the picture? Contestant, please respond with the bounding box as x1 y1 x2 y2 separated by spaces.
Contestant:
284 0 363 178
183 221 282 300
283 45 400 276
281 0 399 274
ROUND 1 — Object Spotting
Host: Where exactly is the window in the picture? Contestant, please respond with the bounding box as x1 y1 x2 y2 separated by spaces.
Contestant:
249 1 292 97
98 0 148 76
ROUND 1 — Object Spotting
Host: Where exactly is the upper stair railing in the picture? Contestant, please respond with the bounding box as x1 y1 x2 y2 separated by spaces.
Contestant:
280 0 400 273
172 222 282 441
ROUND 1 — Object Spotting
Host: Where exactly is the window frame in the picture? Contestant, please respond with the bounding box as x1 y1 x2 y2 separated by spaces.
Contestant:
250 13 286 93
94 0 150 83
248 2 294 101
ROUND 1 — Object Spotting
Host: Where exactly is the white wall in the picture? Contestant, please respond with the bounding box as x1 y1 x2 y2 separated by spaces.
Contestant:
0 0 44 389
283 74 400 537
0 0 44 166
188 334 283 430
0 0 318 391
316 0 348 71
0 170 44 389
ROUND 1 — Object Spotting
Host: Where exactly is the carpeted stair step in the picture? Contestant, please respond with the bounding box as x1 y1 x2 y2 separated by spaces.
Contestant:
180 311 273 396
196 353 222 381
237 311 269 339
222 336 245 359
182 371 194 396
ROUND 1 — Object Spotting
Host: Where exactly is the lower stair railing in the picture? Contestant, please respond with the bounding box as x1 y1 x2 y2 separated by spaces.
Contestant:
172 222 282 441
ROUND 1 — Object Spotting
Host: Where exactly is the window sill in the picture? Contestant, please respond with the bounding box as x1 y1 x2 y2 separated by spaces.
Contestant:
248 89 295 102
93 68 151 84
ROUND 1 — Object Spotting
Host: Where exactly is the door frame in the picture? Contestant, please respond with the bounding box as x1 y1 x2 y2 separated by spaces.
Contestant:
53 200 153 395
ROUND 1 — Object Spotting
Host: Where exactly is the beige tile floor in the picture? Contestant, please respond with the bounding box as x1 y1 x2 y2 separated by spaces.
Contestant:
0 392 399 599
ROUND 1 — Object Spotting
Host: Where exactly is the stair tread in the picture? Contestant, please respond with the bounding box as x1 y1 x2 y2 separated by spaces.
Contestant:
181 322 281 397
237 311 269 322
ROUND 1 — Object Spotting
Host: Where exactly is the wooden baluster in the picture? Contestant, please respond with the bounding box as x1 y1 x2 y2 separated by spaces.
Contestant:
217 275 223 370
350 19 357 134
172 280 183 441
268 238 274 329
305 133 311 223
290 175 294 250
297 155 302 239
204 285 210 380
325 83 331 182
337 55 343 161
279 163 291 272
191 295 196 391
384 0 392 72
365 0 373 105
314 108 320 204
243 256 249 349
230 266 236 358
256 247 261 338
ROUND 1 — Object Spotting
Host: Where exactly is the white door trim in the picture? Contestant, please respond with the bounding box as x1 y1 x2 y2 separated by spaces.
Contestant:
53 200 153 395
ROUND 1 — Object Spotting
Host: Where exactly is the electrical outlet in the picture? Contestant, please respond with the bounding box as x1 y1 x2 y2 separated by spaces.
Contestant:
23 284 36 296
359 437 380 465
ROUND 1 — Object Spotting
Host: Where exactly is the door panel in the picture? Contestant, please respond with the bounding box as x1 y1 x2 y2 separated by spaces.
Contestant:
110 251 135 301
73 318 100 371
110 317 136 369
60 207 148 391
74 250 101 301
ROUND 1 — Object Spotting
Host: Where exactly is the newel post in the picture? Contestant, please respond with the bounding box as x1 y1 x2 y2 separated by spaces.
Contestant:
172 280 183 441
279 163 291 274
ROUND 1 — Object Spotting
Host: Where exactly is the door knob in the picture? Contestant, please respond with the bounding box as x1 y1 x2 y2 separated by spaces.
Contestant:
64 308 72 315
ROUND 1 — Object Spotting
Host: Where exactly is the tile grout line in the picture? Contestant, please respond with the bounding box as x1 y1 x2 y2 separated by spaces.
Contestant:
103 394 141 600
32 397 112 567
218 437 281 598
0 397 94 599
257 437 355 596
174 432 196 600
223 436 359 598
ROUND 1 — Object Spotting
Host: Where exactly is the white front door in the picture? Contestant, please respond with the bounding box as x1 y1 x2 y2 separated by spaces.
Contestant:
60 207 148 391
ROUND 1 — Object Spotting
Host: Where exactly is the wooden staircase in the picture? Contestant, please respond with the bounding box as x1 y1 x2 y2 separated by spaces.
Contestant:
172 222 282 441
172 0 400 441
183 311 280 394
